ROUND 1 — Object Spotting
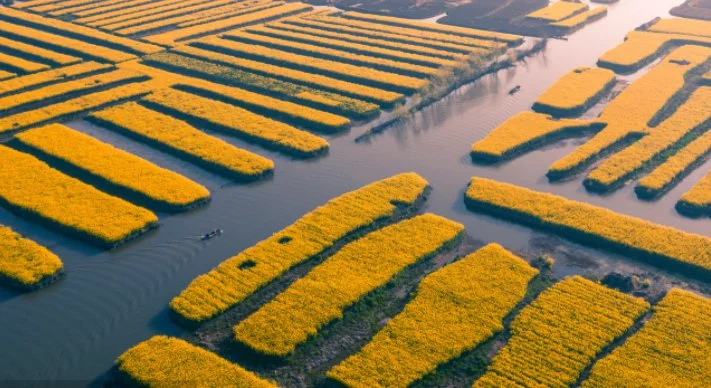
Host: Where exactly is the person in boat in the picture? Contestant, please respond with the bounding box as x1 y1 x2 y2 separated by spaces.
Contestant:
202 229 223 240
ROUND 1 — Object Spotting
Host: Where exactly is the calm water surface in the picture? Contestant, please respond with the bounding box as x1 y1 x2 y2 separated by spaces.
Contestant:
0 0 707 384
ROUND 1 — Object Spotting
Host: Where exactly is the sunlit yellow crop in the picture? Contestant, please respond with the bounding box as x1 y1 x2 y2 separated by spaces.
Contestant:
533 67 615 116
0 52 48 73
526 1 588 22
465 177 711 274
171 45 403 106
89 102 274 180
177 1 281 28
549 46 711 179
328 243 537 387
143 87 329 157
0 62 111 97
0 36 79 66
170 173 430 324
0 82 152 133
234 214 464 357
100 0 233 32
648 18 711 38
0 146 157 247
583 289 711 387
194 37 428 92
551 6 607 29
146 2 312 45
475 276 649 387
585 87 711 191
116 336 277 387
0 70 14 80
0 226 63 289
16 124 210 211
676 170 711 217
471 112 600 162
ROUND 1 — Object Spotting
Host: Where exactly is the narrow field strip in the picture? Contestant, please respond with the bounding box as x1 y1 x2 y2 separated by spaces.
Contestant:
532 67 616 117
283 17 479 55
30 0 97 13
88 102 274 180
0 226 63 291
0 82 152 134
0 20 135 63
177 1 283 28
648 18 711 38
0 52 49 73
0 36 81 66
582 289 710 387
0 70 14 80
0 146 157 248
637 130 711 199
142 88 329 157
233 213 464 357
341 11 521 44
0 69 147 115
470 112 602 163
0 62 110 97
84 0 211 27
584 87 711 192
311 14 507 50
143 52 379 119
45 0 145 17
551 6 608 30
465 177 711 276
76 0 195 24
101 0 233 32
598 31 711 73
223 31 437 77
71 0 154 19
266 21 467 60
329 243 538 387
548 46 711 180
114 1 273 36
0 7 163 56
15 124 210 212
171 45 403 106
474 276 649 387
13 0 60 9
249 25 457 68
146 2 312 46
116 336 277 387
676 171 711 217
526 1 588 22
193 37 427 92
170 173 430 325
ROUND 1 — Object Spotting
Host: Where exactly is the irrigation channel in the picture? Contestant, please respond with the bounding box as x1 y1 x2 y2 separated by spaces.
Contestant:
0 0 707 385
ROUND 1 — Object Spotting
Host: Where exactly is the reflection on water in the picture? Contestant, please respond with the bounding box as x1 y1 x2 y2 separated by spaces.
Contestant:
0 0 708 383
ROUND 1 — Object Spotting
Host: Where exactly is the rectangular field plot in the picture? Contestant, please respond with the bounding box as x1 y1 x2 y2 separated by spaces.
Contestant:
465 177 711 276
169 173 430 324
526 1 588 22
87 102 274 180
0 52 49 74
0 226 63 291
233 214 464 357
583 289 710 387
532 67 616 117
15 124 210 212
0 62 111 97
0 36 80 67
474 276 648 387
0 146 157 248
116 336 276 387
328 243 538 387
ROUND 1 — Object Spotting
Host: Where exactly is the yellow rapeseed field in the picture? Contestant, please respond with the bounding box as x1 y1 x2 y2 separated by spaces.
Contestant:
465 177 711 274
474 276 649 387
328 243 537 387
194 37 428 92
99 0 233 32
0 145 158 247
171 45 403 106
583 289 710 387
598 31 711 72
170 173 430 323
526 1 588 22
0 36 80 66
116 336 277 387
0 52 48 73
676 171 711 217
533 67 615 116
88 102 274 180
584 87 711 191
0 82 152 133
0 226 63 289
549 45 711 179
76 0 193 24
471 112 600 162
233 213 464 357
15 124 210 211
177 1 281 28
0 62 111 97
142 87 330 157
0 70 14 80
648 18 711 38
551 6 607 29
